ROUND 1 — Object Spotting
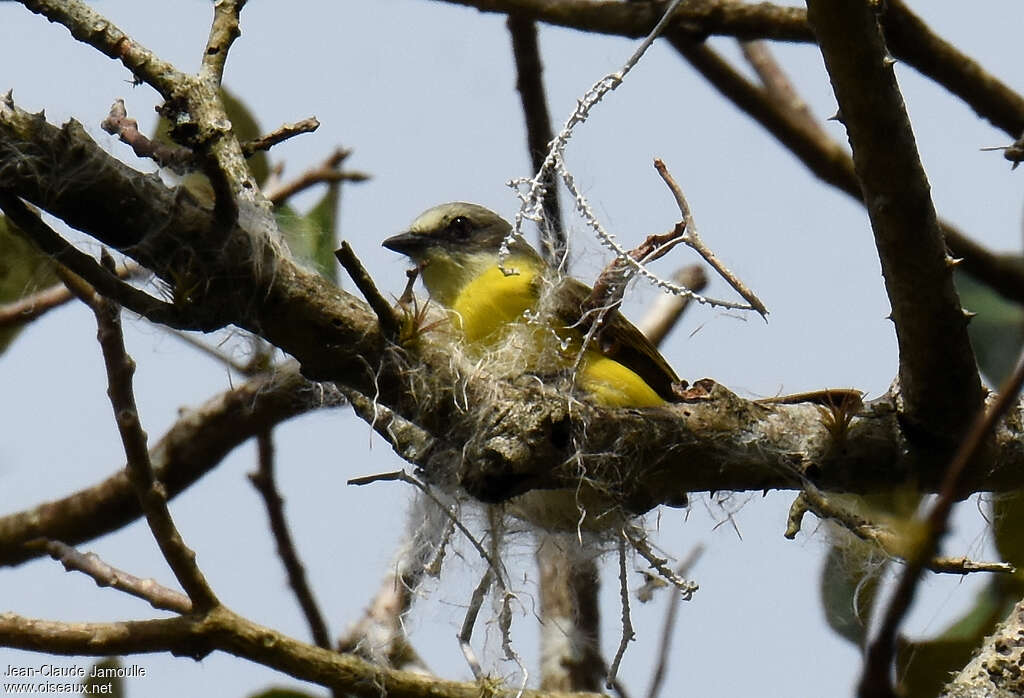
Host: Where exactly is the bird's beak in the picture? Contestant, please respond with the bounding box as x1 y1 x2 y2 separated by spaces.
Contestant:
382 231 428 256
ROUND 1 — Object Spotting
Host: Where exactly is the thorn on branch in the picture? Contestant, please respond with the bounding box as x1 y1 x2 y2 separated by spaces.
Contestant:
981 139 1024 170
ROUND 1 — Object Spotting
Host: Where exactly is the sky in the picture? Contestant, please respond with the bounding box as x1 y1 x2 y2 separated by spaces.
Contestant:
1 2 1022 697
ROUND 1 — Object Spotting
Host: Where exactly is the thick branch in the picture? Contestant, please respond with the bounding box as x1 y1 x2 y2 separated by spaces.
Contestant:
4 101 1024 536
806 0 983 441
0 608 600 698
942 598 1024 697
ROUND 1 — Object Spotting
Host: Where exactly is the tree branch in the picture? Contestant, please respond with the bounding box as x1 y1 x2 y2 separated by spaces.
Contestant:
248 430 332 650
0 262 140 330
807 0 984 442
0 608 603 698
200 0 246 86
0 194 209 330
29 540 193 614
861 348 1024 696
507 14 564 262
4 99 1024 545
666 40 1024 306
941 597 1024 697
70 267 218 610
426 2 1024 304
242 117 320 157
431 0 1024 139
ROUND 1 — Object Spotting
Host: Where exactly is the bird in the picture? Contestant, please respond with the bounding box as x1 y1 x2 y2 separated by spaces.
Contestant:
382 202 680 408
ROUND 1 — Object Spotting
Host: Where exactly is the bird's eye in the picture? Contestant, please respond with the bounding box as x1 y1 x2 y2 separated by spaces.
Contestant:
447 216 472 239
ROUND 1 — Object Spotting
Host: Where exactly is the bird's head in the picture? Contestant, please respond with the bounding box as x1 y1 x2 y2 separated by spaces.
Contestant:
384 202 540 304
383 202 517 262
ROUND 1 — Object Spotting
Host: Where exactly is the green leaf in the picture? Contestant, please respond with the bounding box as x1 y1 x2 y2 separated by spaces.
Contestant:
82 657 126 698
275 183 341 283
895 577 1021 697
993 490 1024 572
956 268 1024 385
896 636 979 698
820 540 886 647
304 183 341 283
0 214 60 354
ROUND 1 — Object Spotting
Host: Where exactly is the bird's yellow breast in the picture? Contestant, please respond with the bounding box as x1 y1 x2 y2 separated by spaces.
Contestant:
449 259 540 343
422 253 665 408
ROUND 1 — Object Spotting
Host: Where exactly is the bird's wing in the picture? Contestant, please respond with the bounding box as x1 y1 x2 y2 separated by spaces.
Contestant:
551 277 681 401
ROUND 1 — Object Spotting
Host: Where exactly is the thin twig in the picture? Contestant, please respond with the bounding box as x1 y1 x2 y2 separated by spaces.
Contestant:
168 330 254 375
622 526 698 600
509 0 756 315
242 117 320 157
786 486 1014 575
249 429 332 649
507 14 565 263
66 256 219 611
0 195 210 330
459 569 494 681
200 0 246 85
0 263 141 330
264 148 370 206
739 40 825 139
335 241 400 338
606 533 634 687
267 169 369 206
584 225 689 326
101 99 195 173
28 539 193 614
638 264 707 347
348 471 508 590
861 351 1024 696
646 545 704 698
352 472 524 684
653 158 767 317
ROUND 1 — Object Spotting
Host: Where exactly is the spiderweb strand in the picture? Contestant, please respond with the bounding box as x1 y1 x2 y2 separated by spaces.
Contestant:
506 0 766 316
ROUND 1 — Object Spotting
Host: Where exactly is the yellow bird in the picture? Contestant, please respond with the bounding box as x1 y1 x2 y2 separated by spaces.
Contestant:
382 202 680 408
